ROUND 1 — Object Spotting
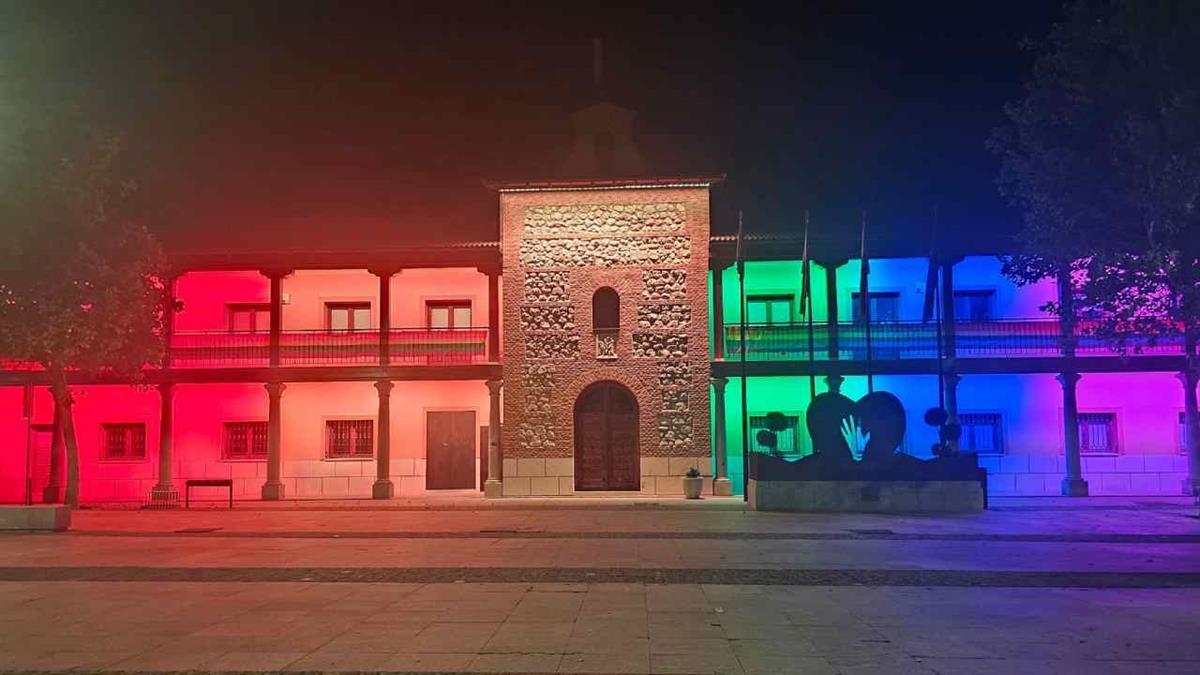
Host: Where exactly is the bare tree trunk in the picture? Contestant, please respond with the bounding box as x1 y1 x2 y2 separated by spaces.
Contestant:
50 368 80 508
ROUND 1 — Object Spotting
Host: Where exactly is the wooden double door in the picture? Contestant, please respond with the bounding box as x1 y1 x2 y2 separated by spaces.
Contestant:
426 410 477 489
574 381 639 491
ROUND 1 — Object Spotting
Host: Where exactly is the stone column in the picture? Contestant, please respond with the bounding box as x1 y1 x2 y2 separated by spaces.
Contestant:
943 373 961 454
485 267 501 362
939 260 962 453
1179 369 1200 496
1058 372 1088 496
150 382 177 504
711 263 726 360
371 269 394 366
373 380 394 499
711 377 732 496
484 379 504 498
262 381 286 500
821 261 842 359
262 269 291 367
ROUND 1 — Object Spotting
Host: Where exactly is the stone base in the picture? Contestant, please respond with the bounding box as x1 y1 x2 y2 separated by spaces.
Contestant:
0 505 71 531
146 485 180 509
261 481 286 501
1183 477 1200 497
371 479 394 500
748 479 985 513
483 479 503 499
1061 477 1089 497
712 477 733 497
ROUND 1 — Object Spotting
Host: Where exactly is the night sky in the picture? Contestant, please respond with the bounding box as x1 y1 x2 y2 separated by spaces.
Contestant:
2 1 1061 254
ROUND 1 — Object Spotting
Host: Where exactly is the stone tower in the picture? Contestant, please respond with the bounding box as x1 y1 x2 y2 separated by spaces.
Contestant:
497 179 716 495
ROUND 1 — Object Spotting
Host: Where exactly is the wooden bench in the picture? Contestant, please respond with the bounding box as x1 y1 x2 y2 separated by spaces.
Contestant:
184 479 234 509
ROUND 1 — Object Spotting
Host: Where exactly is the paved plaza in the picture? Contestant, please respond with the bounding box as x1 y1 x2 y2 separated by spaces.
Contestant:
0 497 1198 674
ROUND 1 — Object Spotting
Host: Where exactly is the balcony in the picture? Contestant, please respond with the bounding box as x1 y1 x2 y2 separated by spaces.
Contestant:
723 320 1184 361
170 328 491 368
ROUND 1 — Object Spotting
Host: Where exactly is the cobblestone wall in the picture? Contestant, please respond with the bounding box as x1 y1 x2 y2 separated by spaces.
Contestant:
500 185 712 496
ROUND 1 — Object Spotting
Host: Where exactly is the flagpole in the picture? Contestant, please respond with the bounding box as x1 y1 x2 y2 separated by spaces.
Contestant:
803 212 816 401
860 210 874 393
737 211 749 502
933 205 946 409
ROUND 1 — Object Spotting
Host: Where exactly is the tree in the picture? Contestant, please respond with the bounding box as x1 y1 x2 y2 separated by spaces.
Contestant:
0 133 166 507
990 0 1200 493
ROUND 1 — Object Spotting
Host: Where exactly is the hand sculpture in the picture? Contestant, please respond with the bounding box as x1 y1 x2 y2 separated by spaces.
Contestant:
840 414 870 462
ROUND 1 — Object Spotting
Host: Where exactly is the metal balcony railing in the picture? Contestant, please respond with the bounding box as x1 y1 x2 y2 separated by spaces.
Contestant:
723 320 1184 361
169 327 490 368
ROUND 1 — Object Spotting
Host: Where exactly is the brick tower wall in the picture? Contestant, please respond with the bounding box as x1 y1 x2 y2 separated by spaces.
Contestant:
499 186 712 496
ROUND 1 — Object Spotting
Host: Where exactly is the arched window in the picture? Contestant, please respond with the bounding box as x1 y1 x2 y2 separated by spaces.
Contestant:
592 287 619 331
593 287 619 359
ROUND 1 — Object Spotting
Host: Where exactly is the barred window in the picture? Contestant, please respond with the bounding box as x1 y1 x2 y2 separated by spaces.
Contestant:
1078 412 1117 455
326 420 374 459
958 413 1003 454
102 423 146 461
223 421 268 460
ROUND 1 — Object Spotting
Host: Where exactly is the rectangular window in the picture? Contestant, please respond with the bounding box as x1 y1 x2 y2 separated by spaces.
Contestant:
325 420 374 459
953 291 995 322
958 413 1003 454
746 295 793 324
1180 412 1190 454
1078 412 1117 455
427 300 472 329
228 304 271 333
851 292 900 322
223 421 268 460
101 423 147 461
750 414 802 457
326 302 371 331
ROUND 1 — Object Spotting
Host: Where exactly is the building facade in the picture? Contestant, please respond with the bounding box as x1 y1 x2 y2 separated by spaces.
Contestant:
1 185 1197 503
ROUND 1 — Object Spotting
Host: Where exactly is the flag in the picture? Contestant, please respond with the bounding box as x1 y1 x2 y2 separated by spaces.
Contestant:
799 213 811 317
922 209 940 323
735 210 745 272
922 258 939 323
858 211 870 320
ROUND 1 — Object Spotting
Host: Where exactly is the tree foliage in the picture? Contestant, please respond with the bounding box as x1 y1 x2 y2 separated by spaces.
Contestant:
0 131 166 505
990 0 1200 353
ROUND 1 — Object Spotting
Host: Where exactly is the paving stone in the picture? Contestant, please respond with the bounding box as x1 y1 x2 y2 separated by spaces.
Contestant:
206 650 307 671
650 650 745 674
383 651 476 671
484 620 575 653
559 648 651 674
0 498 1199 674
407 621 501 652
468 651 564 673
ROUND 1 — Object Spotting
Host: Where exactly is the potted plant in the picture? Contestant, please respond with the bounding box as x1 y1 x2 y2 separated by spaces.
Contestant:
683 466 703 499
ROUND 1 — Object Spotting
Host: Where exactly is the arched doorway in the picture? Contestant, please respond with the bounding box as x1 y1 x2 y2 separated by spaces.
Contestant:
574 381 639 490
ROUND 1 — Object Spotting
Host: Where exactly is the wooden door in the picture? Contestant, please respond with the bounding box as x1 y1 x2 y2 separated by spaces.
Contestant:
426 411 477 489
29 425 54 503
574 382 639 491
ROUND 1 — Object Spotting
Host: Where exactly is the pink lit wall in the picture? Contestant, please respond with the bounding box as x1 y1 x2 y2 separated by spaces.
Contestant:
173 268 495 333
0 384 162 503
174 271 270 331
